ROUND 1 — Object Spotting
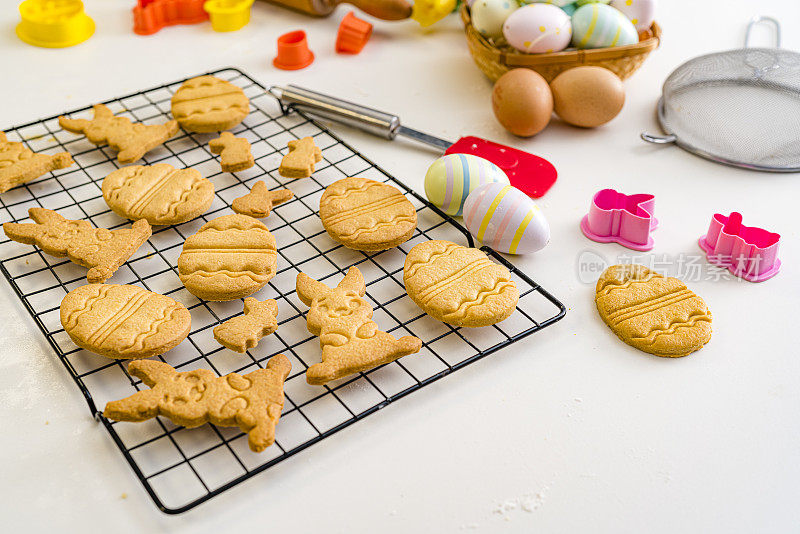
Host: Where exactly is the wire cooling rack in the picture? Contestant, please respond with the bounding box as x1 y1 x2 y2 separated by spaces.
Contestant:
0 68 565 514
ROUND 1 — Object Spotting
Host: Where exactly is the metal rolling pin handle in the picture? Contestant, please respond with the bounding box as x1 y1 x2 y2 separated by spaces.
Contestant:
268 85 452 152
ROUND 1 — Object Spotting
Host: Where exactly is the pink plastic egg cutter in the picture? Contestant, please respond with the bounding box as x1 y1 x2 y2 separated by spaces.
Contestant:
580 188 658 251
698 212 781 282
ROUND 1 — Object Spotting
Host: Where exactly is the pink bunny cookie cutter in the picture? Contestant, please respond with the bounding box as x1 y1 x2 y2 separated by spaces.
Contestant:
580 188 658 251
698 212 781 282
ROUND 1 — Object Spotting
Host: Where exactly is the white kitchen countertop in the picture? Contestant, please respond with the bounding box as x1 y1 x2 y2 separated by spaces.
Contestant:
1 0 799 531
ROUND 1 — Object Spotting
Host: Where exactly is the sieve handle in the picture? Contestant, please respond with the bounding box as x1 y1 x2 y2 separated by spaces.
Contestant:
641 133 677 144
745 16 781 48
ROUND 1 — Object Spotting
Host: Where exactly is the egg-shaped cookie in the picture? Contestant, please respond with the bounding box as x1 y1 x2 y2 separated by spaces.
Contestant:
102 163 214 226
171 76 249 133
320 177 417 251
60 284 191 359
403 240 519 327
595 264 713 357
178 214 277 301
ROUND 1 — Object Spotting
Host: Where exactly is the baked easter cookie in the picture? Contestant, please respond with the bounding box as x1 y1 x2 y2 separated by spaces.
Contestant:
595 264 713 357
3 208 151 283
213 298 279 353
319 177 417 251
231 181 293 218
0 132 73 193
403 240 519 327
58 104 178 164
177 214 277 301
297 266 422 385
209 132 254 173
278 137 321 178
171 76 249 133
102 163 214 226
60 284 191 359
104 354 291 453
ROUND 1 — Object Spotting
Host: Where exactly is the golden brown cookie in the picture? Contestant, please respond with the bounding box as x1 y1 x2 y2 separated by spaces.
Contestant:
278 137 321 178
297 266 422 385
170 76 249 133
177 214 277 301
213 298 278 353
320 177 417 251
403 240 519 327
595 264 713 357
60 284 191 359
58 104 178 164
3 208 151 283
231 181 293 219
0 132 74 194
103 354 291 452
209 132 254 172
102 163 214 226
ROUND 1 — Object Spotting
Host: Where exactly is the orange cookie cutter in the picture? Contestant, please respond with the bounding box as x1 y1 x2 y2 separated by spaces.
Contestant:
336 11 373 54
273 30 315 70
16 0 95 48
133 0 208 36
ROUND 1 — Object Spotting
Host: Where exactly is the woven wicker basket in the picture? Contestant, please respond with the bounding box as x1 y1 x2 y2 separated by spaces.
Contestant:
461 4 661 83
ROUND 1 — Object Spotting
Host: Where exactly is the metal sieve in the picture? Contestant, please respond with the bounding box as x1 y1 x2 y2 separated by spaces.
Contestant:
642 17 800 172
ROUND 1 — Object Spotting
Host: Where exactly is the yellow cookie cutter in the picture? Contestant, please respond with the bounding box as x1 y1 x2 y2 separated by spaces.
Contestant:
204 0 254 32
16 0 95 48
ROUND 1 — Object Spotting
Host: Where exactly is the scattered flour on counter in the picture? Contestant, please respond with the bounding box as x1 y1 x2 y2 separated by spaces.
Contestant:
492 487 549 519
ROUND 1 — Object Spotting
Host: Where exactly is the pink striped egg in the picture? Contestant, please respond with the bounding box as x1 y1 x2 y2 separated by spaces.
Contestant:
463 183 550 254
424 154 509 217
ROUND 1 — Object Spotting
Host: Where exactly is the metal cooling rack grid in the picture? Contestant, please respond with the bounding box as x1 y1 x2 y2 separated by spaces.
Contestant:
0 68 566 514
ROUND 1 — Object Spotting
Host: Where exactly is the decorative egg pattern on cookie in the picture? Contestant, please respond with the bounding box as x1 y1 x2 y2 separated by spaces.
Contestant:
60 284 192 359
320 177 417 251
463 183 550 254
102 163 214 226
178 214 277 301
171 75 249 133
595 264 713 357
403 240 519 327
571 2 638 49
424 154 509 217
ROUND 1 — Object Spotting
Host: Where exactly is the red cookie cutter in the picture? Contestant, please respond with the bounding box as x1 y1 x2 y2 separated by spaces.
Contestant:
133 0 208 36
273 30 315 70
580 188 658 251
698 212 781 282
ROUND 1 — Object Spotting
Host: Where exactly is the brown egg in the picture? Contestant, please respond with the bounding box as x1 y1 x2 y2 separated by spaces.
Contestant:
551 67 625 128
492 69 553 137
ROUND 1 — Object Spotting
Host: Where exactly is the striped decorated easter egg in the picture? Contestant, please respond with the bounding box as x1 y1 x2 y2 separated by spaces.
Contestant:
462 183 550 254
424 154 509 217
571 2 638 49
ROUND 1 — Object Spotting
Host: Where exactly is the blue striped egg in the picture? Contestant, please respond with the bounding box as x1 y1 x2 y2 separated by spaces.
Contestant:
424 154 509 217
463 183 550 254
571 3 638 49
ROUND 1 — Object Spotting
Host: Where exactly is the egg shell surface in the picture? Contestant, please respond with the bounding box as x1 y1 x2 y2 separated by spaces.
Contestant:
503 4 572 53
425 154 510 217
471 0 520 39
609 0 655 31
571 2 638 49
491 68 554 137
519 0 571 6
463 183 550 254
551 66 625 127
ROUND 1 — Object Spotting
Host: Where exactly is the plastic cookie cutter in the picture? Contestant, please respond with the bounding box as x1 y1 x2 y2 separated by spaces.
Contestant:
273 31 315 70
580 188 658 251
204 0 254 32
16 0 95 48
698 212 781 282
336 11 373 54
133 0 208 36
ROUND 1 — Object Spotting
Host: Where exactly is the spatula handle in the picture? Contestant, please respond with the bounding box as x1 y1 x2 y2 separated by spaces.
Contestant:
271 85 401 140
